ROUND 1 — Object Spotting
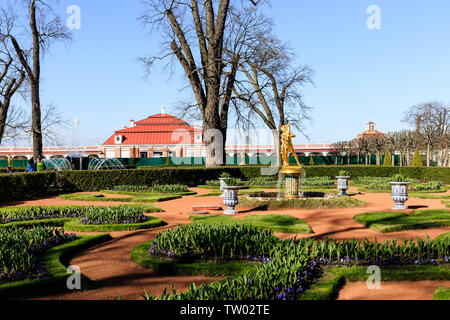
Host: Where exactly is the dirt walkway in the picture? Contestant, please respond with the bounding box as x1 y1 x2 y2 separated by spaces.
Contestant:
338 281 450 300
4 186 449 300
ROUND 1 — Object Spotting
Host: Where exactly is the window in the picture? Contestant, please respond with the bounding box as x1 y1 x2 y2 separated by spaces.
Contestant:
140 152 148 158
153 152 163 158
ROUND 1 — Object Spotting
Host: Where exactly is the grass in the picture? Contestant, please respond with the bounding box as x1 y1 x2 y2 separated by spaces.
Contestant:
435 232 450 242
0 234 111 298
59 192 182 203
131 241 258 276
301 264 450 300
358 188 448 196
442 201 450 208
354 209 450 233
64 216 166 232
433 287 450 300
409 193 450 199
100 190 196 196
190 214 313 234
238 195 366 210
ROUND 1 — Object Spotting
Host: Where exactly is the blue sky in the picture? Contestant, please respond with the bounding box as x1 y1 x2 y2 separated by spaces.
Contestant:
6 0 450 146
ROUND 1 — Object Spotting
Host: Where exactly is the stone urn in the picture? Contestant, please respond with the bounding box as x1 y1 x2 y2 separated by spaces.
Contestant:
390 182 411 210
222 186 241 215
336 176 351 196
218 177 230 197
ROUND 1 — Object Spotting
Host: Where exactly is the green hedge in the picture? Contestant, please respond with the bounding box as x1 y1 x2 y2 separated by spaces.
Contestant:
0 166 449 202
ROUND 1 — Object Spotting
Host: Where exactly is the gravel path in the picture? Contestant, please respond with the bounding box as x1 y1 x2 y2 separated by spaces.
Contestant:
4 186 449 300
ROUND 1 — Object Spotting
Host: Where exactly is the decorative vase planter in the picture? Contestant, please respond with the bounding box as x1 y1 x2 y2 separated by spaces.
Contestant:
218 178 230 197
222 186 241 215
390 182 411 210
336 176 351 196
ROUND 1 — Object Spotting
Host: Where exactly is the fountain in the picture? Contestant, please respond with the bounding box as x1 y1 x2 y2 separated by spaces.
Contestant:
88 158 126 170
42 158 72 171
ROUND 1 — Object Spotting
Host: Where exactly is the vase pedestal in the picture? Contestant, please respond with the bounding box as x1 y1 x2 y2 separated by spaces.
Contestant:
280 166 304 199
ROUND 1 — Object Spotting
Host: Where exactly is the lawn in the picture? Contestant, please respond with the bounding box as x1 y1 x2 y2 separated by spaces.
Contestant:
59 192 182 203
354 209 450 233
433 287 450 300
238 195 366 210
190 214 313 234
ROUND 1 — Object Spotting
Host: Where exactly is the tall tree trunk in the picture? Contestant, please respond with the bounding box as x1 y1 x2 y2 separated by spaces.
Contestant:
406 149 410 166
427 144 431 167
271 129 281 167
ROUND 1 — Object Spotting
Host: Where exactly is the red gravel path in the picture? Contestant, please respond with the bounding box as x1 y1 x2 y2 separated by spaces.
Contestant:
4 186 449 300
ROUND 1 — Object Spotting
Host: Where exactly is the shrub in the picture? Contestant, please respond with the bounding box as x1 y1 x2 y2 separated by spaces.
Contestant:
0 166 449 203
301 177 335 187
412 149 423 167
392 174 407 182
411 181 443 191
383 150 392 166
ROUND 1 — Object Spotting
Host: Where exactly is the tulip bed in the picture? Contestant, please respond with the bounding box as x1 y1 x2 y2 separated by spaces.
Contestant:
0 205 165 232
0 206 84 225
138 224 449 300
111 184 190 194
0 226 77 284
80 206 149 225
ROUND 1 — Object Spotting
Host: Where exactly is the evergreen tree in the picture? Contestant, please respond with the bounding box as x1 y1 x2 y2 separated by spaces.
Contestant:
309 156 315 166
383 150 392 166
411 149 423 167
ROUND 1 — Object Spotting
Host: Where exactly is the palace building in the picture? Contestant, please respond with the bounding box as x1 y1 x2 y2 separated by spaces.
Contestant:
355 121 385 140
101 106 205 159
5 111 391 161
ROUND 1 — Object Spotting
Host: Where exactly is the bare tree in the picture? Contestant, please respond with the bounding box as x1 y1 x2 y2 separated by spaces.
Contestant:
1 103 67 146
330 141 347 165
139 0 263 167
232 26 313 166
0 37 26 144
0 0 71 158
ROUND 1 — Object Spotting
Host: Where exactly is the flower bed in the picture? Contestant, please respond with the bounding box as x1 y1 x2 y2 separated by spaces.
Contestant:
111 184 190 194
0 206 84 224
80 206 148 225
141 224 449 300
0 226 77 284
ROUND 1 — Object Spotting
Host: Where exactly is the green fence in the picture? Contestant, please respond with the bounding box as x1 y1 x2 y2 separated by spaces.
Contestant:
0 154 428 169
0 160 28 169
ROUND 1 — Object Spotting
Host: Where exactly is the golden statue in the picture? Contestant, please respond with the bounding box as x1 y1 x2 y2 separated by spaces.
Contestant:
7 155 13 168
280 124 303 199
280 124 302 169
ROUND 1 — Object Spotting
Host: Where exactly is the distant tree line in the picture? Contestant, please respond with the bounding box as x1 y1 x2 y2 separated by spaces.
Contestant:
331 102 450 167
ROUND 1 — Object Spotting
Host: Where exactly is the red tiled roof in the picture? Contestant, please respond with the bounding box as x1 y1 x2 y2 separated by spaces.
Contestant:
135 113 189 125
103 113 201 146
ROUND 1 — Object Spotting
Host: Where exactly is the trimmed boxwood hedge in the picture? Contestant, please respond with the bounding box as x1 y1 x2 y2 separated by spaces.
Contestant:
0 166 449 202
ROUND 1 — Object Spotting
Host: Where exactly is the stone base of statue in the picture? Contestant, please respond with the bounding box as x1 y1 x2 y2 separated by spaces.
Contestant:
280 166 304 199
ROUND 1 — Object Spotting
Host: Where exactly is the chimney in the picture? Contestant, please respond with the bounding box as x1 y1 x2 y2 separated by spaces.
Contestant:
161 105 166 114
130 120 135 127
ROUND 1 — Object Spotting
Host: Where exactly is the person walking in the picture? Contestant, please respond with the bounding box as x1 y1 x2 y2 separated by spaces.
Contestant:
36 157 46 172
27 158 36 172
